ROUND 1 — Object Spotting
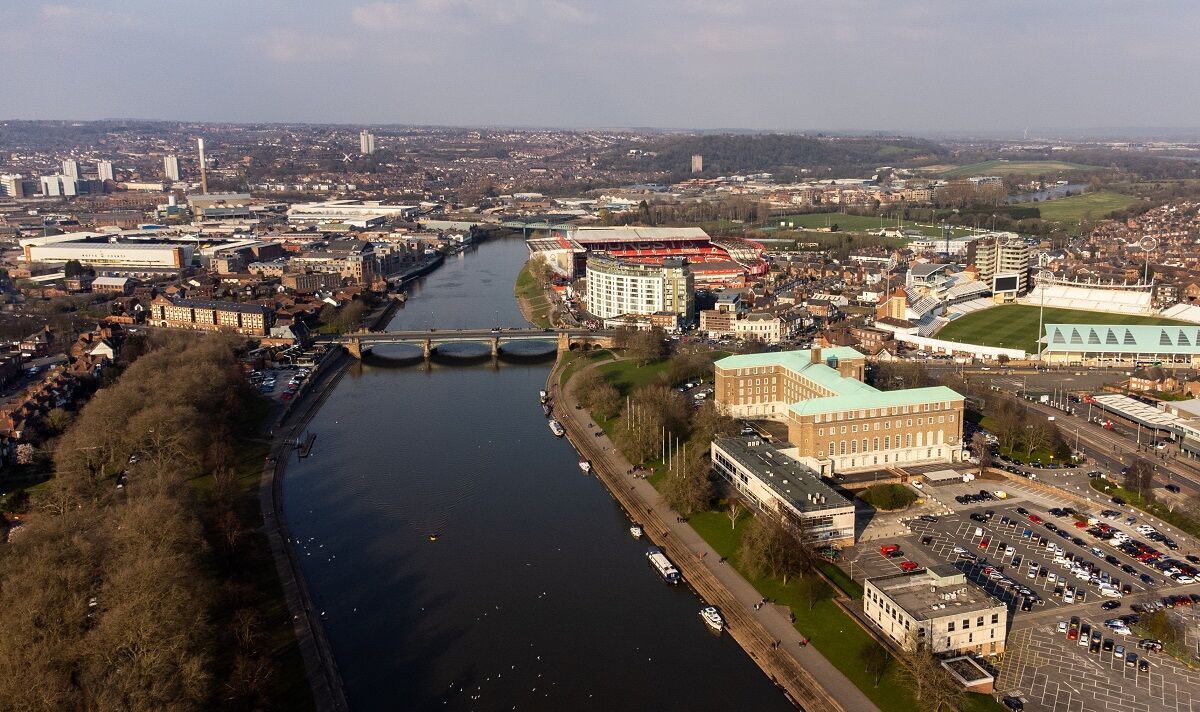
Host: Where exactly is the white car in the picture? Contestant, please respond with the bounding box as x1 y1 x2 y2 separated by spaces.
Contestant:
1057 620 1068 633
1099 587 1122 598
1064 590 1076 604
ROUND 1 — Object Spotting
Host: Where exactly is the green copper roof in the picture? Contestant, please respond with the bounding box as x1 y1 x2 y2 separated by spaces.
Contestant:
787 386 965 417
715 347 864 372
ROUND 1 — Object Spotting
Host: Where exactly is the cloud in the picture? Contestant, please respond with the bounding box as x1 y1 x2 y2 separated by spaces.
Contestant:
39 3 136 27
350 0 592 33
257 29 355 64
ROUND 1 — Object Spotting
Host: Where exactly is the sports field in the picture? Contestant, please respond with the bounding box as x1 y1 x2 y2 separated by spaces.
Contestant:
1016 190 1138 224
939 160 1101 178
936 304 1187 352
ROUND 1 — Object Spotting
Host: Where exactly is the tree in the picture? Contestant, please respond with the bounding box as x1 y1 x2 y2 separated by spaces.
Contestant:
796 574 832 611
1143 609 1182 646
970 432 992 476
1124 457 1155 500
894 640 964 711
1023 419 1056 459
859 642 891 687
526 254 555 284
726 496 745 530
662 447 713 515
738 510 810 584
626 328 668 365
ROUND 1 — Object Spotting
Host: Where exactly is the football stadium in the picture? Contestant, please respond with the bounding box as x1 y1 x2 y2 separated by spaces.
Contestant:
525 226 768 288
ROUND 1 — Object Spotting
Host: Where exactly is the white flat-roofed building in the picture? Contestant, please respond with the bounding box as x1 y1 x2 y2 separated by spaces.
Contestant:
711 436 856 545
864 564 1007 655
286 200 418 227
19 232 195 271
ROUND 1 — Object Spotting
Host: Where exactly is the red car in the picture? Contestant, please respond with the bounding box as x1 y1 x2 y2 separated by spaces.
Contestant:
979 537 990 549
899 560 920 572
1029 514 1043 524
1073 521 1088 529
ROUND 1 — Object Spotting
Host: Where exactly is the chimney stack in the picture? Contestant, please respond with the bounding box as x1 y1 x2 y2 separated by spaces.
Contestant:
197 138 209 195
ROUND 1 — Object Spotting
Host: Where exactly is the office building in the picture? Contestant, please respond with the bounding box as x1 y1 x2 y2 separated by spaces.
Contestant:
711 437 856 545
61 159 81 179
691 154 703 173
96 161 115 182
968 232 1031 300
163 155 182 181
1 174 23 199
585 253 694 325
864 564 1007 655
360 130 377 154
19 232 195 272
714 348 965 474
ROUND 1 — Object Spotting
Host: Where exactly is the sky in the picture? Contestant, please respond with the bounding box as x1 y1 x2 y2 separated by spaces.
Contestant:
2 1 1198 133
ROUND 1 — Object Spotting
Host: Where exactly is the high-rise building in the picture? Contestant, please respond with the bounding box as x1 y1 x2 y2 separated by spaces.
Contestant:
585 254 694 324
96 161 115 182
359 130 376 154
62 159 81 179
691 154 703 173
40 175 78 197
968 232 1031 300
1 174 23 199
163 155 182 182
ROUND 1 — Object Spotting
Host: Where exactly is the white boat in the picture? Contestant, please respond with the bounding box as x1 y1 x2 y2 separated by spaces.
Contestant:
539 390 549 404
700 606 724 632
548 420 565 437
629 525 643 539
646 546 681 584
578 459 591 473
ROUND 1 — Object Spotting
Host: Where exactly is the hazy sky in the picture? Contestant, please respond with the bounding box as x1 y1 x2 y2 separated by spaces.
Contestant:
3 1 1198 132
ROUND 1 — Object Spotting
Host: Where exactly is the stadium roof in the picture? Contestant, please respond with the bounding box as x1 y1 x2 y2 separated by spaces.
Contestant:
571 226 709 243
1043 324 1200 354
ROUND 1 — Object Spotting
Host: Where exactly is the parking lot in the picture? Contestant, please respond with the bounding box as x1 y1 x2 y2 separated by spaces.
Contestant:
998 614 1200 712
251 366 311 403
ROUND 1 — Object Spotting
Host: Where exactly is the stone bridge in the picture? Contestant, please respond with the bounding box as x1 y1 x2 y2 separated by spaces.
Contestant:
337 328 617 359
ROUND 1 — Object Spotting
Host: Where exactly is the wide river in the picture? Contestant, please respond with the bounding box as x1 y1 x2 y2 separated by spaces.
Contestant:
282 237 793 711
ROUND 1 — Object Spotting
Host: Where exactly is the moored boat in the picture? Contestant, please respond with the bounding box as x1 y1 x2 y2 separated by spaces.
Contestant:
542 403 552 417
646 546 681 584
548 419 565 437
539 390 549 404
578 459 591 473
629 524 643 539
699 606 724 632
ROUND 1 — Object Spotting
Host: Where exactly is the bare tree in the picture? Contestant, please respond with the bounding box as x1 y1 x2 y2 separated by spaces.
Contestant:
726 496 745 530
796 574 832 610
970 432 992 476
859 642 891 687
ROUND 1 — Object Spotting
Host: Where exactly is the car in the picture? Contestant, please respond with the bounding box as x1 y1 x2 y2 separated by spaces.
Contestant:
1114 644 1125 658
1090 637 1102 654
1166 484 1181 493
1139 658 1149 673
979 537 990 549
1002 697 1024 711
1067 626 1080 641
918 515 939 522
1057 620 1068 634
1101 600 1120 611
1016 506 1028 515
920 536 933 545
1137 638 1163 652
1078 624 1091 645
899 560 921 572
1103 638 1114 652
1126 652 1138 667
1021 597 1034 612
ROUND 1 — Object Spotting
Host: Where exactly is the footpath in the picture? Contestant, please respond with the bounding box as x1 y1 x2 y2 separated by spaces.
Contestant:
258 348 353 712
550 358 878 712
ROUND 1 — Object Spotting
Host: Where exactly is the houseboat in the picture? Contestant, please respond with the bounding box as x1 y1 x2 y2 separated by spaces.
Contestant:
548 420 565 437
646 546 681 584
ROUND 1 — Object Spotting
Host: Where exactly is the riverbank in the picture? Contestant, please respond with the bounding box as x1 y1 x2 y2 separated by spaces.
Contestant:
515 262 553 327
548 356 867 712
259 347 354 712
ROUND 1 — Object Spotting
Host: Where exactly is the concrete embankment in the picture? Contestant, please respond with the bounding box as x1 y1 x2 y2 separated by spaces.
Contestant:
260 348 354 712
548 358 858 712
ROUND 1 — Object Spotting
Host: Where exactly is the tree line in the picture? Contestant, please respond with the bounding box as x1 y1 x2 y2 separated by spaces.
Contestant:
0 333 290 711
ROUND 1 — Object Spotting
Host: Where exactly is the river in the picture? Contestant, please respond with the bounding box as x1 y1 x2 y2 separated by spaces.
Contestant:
281 237 793 711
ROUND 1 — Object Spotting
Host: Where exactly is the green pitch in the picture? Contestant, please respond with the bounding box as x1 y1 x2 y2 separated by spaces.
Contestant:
936 304 1186 352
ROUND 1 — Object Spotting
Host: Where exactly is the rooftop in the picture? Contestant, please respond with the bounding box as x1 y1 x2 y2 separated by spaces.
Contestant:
788 385 964 417
1043 324 1200 354
869 564 1002 621
713 437 853 513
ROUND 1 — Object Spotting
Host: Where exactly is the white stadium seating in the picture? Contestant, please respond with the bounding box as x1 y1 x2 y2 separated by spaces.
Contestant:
1019 283 1154 315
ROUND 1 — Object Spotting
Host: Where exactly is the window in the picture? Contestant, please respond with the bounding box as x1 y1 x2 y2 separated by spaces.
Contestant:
990 613 999 624
841 426 847 434
818 428 824 437
947 621 955 632
976 616 983 627
851 440 858 454
962 618 970 629
885 436 891 449
852 425 858 433
873 437 879 451
907 419 913 427
839 440 846 455
828 442 835 456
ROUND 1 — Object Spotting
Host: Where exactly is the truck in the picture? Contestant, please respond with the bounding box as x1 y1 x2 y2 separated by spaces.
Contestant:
879 544 901 557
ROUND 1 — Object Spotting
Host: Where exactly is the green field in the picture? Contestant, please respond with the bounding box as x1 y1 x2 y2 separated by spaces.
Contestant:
939 160 1102 178
772 212 973 238
1017 190 1139 224
937 304 1187 352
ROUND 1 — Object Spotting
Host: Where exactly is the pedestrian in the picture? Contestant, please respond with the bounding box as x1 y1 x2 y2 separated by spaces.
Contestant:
701 551 707 559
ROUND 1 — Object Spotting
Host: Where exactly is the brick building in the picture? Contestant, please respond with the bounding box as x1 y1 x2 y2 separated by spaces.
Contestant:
150 295 273 336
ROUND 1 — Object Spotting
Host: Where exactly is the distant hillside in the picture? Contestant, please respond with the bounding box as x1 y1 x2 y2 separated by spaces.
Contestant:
596 134 948 180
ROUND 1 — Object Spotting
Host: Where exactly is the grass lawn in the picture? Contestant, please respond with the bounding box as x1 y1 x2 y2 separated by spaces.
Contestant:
1016 190 1139 224
689 506 1001 712
515 263 553 327
1089 479 1200 540
939 160 1102 178
772 212 973 239
597 358 673 396
936 304 1187 352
